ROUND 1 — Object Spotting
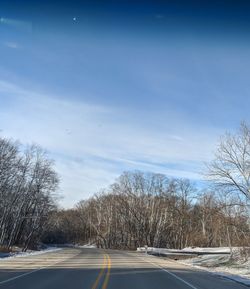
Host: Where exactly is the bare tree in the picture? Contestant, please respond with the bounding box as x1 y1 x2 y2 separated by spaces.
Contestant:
0 137 59 250
45 170 250 250
206 122 250 199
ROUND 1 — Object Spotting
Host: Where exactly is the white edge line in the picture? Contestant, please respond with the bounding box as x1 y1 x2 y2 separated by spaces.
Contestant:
177 259 250 286
0 267 45 285
140 256 199 289
0 251 75 285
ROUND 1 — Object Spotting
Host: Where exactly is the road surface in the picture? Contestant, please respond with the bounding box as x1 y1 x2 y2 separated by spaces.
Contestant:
0 248 247 289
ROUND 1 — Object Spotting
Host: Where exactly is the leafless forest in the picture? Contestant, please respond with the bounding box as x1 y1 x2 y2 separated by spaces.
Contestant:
1 123 250 251
43 171 249 249
0 138 58 251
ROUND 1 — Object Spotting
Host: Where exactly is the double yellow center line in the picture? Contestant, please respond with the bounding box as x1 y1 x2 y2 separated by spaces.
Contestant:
92 254 111 289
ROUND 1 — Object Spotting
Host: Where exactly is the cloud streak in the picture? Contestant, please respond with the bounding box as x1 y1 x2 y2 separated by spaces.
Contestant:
0 17 32 32
0 80 221 207
3 42 20 49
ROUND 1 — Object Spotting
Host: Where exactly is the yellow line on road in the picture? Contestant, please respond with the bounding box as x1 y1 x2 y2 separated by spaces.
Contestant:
91 254 107 289
102 254 111 289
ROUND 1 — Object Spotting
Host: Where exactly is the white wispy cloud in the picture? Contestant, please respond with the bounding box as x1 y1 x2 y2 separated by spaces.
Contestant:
3 42 20 49
0 18 32 33
0 80 221 207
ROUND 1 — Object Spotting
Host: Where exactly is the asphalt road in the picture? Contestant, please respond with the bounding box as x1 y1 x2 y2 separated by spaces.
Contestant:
0 248 247 289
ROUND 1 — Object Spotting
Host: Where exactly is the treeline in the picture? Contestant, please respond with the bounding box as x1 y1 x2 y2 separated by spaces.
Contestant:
43 171 250 250
0 137 59 251
3 122 250 251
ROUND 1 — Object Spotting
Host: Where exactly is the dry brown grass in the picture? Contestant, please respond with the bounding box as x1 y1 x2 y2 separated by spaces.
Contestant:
0 246 13 253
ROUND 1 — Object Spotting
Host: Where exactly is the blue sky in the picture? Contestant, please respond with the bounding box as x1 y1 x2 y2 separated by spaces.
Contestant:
1 0 250 207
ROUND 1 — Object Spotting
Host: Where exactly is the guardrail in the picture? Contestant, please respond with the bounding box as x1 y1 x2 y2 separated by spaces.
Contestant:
137 247 230 260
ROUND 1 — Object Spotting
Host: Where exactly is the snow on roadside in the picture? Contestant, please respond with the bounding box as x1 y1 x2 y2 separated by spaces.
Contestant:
0 247 62 261
0 243 96 260
137 246 250 287
76 244 97 249
181 247 231 253
179 254 250 287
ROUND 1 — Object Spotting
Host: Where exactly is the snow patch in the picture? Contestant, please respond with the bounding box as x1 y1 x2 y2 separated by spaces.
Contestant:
0 247 62 261
137 247 250 287
76 244 97 249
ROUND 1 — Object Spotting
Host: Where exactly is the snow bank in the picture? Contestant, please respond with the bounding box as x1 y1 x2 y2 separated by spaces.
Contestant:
76 244 97 249
179 254 250 287
182 247 231 253
0 247 62 260
137 246 250 287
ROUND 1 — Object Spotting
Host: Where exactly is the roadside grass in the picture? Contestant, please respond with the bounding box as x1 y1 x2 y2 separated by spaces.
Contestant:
0 246 13 253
